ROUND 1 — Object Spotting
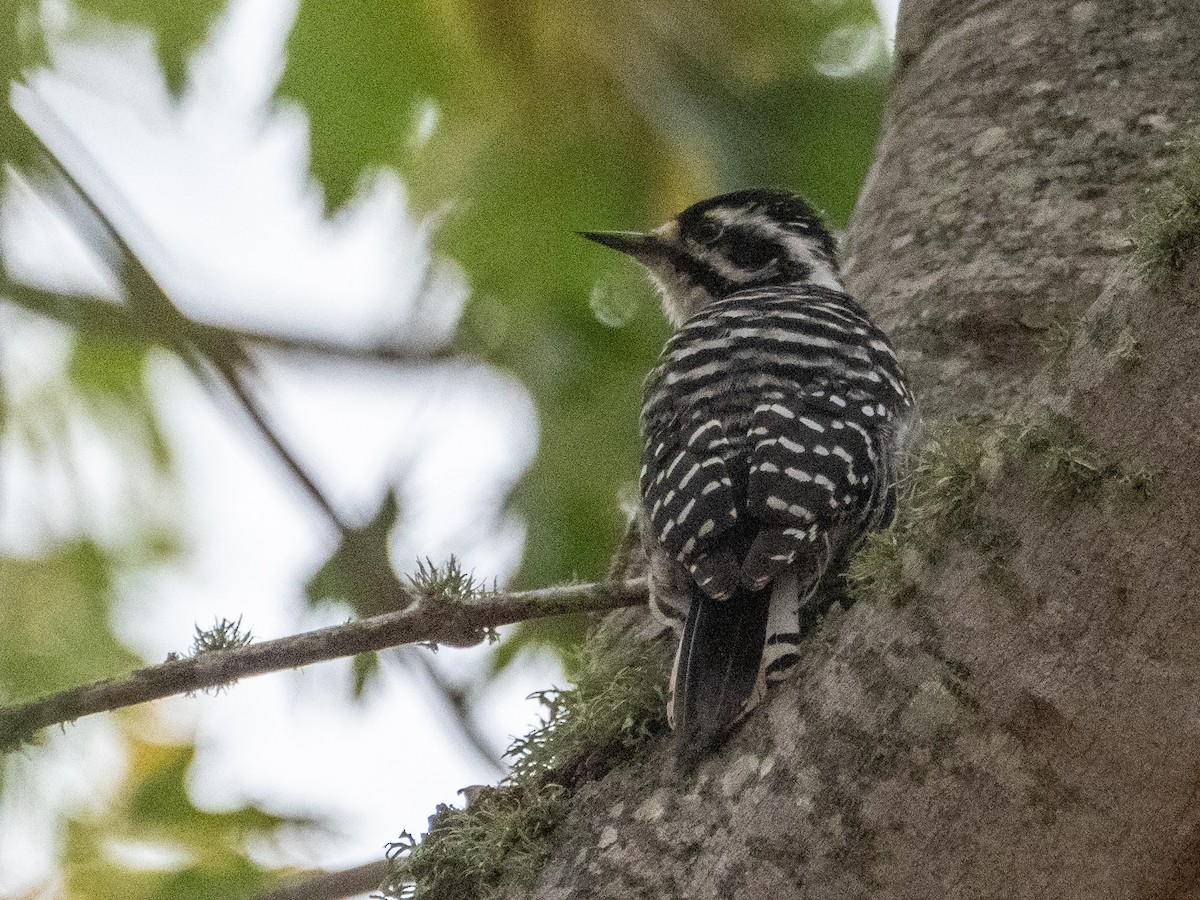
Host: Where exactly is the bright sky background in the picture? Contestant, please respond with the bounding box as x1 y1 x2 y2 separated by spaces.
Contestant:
0 0 901 895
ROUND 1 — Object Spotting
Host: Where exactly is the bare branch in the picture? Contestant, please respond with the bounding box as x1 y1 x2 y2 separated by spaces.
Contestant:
205 357 357 534
6 98 412 537
254 860 389 900
399 651 506 775
4 91 624 796
0 276 455 366
0 578 648 750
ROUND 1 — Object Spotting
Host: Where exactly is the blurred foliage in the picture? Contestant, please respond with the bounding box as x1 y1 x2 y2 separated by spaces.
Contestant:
61 740 305 900
67 332 173 467
0 0 41 169
74 0 223 93
305 490 406 692
305 490 406 617
0 541 139 702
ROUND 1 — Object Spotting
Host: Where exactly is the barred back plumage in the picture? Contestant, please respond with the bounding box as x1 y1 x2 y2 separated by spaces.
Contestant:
583 189 916 760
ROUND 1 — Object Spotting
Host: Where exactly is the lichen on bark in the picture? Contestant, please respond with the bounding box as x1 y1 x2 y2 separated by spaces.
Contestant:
383 618 670 899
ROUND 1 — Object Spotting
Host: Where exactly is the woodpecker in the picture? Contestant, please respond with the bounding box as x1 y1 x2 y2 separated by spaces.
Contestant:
583 188 916 758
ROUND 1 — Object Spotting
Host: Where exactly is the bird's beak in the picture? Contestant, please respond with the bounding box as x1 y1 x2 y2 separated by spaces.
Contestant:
578 230 665 262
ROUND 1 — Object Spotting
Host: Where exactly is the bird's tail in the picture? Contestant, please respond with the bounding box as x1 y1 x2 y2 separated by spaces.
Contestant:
669 582 772 760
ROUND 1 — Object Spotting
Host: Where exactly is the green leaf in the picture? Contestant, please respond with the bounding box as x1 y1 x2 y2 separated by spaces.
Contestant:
67 331 149 402
489 616 588 678
279 0 479 211
75 0 225 94
351 651 377 697
0 0 46 170
305 489 406 617
66 331 173 468
0 541 140 700
61 740 308 900
305 490 409 695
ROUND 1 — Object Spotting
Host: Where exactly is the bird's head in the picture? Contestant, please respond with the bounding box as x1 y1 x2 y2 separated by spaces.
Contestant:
582 188 841 326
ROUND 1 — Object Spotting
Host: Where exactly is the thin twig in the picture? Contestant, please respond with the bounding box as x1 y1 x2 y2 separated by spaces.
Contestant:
1 272 352 534
206 357 354 533
398 652 505 775
0 578 648 750
9 100 408 540
7 91 597 783
253 860 389 900
605 513 643 583
0 277 455 366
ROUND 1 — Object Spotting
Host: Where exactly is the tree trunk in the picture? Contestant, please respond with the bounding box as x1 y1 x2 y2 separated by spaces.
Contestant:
525 1 1200 898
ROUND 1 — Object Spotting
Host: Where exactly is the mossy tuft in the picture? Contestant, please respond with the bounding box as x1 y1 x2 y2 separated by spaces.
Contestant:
188 617 255 694
846 420 1002 603
903 423 1000 537
1014 414 1156 501
1082 316 1143 369
844 529 906 604
386 785 570 900
409 556 495 605
507 640 669 786
1134 128 1200 283
1034 317 1077 365
1033 312 1144 373
383 634 669 899
1108 327 1143 368
408 557 501 650
190 616 253 655
846 411 1154 604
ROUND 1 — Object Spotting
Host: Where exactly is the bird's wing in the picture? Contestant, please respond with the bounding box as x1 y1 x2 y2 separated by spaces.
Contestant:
741 388 881 591
640 411 742 601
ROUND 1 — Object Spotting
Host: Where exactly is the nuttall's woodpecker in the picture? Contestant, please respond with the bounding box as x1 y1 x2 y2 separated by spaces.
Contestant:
583 189 916 757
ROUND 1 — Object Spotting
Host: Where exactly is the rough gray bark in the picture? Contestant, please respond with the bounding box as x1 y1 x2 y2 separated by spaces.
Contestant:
524 2 1200 898
852 0 1200 415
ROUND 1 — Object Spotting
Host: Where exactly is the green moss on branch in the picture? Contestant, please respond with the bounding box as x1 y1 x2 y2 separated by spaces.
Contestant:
384 634 670 899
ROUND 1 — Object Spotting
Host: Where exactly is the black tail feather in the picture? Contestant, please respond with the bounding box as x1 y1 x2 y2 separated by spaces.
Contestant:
672 583 771 760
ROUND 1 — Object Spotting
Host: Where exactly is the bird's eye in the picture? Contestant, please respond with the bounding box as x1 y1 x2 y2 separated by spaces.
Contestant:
728 239 778 271
691 218 724 245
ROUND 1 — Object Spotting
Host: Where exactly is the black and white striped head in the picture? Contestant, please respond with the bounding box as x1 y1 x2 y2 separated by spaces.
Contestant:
582 188 841 326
